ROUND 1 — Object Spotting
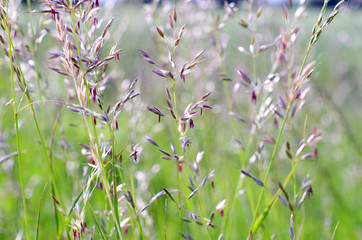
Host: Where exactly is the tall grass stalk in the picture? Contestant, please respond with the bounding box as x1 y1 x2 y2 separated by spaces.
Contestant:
68 4 123 238
1 2 65 235
250 0 344 236
4 2 29 239
35 183 48 240
250 104 291 234
9 26 62 239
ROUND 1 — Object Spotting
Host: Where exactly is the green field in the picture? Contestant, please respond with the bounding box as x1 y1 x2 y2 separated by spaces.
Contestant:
0 1 361 239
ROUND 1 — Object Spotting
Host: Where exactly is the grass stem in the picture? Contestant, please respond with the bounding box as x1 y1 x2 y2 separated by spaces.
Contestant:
6 3 29 238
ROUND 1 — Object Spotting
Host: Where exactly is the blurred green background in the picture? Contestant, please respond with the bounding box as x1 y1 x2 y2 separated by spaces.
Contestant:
0 1 361 239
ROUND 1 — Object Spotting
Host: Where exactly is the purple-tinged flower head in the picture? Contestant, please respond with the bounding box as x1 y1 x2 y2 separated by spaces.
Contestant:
295 89 302 99
274 116 278 128
290 104 297 118
251 90 257 104
282 3 289 20
137 49 150 58
178 120 186 135
188 211 197 220
279 96 287 109
50 7 57 19
182 138 190 152
240 170 264 187
290 213 295 240
282 40 287 51
147 106 165 122
89 87 97 103
216 199 225 217
313 148 318 160
133 151 138 163
145 136 159 148
173 7 177 22
156 26 164 38
181 74 186 83
279 51 286 64
189 119 194 128
237 69 251 85
307 185 313 198
169 14 174 29
115 52 120 61
201 105 212 116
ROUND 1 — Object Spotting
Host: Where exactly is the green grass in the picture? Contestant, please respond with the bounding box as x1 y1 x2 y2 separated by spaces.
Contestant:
0 2 360 239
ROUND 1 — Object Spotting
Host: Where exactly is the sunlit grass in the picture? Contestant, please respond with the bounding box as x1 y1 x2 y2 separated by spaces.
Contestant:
0 1 360 239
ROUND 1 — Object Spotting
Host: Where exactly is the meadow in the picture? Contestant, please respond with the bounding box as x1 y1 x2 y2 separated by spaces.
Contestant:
0 0 361 239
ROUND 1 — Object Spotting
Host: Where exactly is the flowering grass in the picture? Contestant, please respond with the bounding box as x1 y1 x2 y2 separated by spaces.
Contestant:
0 0 361 239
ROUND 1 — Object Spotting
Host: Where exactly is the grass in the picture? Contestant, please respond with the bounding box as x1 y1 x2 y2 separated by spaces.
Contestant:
0 0 361 239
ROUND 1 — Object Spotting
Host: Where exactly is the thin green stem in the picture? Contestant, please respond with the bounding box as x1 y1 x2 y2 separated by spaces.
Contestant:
6 4 29 238
249 1 333 235
36 183 48 240
168 16 182 239
293 163 297 197
5 2 64 236
164 199 167 240
331 220 340 240
88 202 107 240
250 105 291 232
173 79 178 119
300 0 329 76
176 158 182 239
252 54 257 84
251 151 303 234
127 159 145 239
116 164 138 239
108 125 122 238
